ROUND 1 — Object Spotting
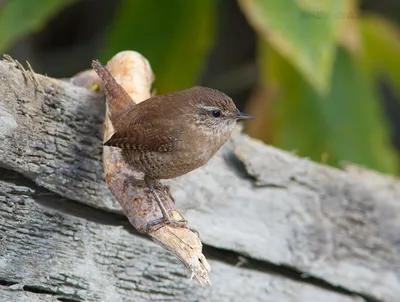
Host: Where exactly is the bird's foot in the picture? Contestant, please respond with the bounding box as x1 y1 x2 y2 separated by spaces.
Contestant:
167 217 189 228
152 180 163 189
145 216 198 236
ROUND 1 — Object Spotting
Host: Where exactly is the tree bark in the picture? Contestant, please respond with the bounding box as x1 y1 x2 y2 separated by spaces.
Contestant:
1 56 399 301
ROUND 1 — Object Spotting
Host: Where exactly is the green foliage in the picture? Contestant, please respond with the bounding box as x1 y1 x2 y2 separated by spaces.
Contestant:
239 0 350 94
262 44 398 173
359 14 400 98
0 0 74 53
101 0 215 94
242 1 400 175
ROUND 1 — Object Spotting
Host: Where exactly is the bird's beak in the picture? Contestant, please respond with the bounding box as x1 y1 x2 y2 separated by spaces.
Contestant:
235 111 256 120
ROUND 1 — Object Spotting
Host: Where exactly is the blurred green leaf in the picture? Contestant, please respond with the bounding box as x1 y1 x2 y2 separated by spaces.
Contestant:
359 14 400 98
101 0 215 94
0 0 74 53
260 42 398 174
239 0 351 94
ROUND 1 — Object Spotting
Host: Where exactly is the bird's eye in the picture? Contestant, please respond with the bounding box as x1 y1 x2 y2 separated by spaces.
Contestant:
211 109 221 118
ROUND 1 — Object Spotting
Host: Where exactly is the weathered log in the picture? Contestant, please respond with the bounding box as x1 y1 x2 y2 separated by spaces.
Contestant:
0 54 399 301
0 172 363 301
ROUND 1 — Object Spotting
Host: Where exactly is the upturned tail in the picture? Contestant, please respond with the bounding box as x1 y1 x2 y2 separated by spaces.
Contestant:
92 59 135 124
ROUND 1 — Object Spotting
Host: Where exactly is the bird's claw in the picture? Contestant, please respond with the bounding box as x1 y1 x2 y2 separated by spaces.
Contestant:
145 217 198 236
167 218 188 228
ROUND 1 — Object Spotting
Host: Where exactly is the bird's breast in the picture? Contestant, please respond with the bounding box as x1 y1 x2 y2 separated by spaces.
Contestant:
123 126 230 180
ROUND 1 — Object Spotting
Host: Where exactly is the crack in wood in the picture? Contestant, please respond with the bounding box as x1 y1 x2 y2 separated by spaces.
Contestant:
203 246 379 302
0 280 83 302
0 279 18 287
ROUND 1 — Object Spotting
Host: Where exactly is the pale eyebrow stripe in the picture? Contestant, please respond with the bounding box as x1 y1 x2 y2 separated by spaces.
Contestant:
197 105 218 111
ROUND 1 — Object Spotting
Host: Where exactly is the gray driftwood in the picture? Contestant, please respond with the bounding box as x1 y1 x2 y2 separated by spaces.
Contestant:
0 57 399 302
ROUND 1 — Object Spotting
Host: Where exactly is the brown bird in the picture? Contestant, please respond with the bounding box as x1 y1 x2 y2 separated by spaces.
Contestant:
92 60 254 231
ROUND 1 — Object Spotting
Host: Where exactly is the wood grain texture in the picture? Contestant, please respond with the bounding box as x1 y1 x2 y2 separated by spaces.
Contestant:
0 176 363 302
0 58 399 301
0 60 117 212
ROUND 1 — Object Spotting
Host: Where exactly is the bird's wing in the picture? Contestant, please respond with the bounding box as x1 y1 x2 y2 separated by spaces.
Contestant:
104 109 181 153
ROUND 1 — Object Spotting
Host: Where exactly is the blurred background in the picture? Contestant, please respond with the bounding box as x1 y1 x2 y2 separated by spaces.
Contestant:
1 0 400 175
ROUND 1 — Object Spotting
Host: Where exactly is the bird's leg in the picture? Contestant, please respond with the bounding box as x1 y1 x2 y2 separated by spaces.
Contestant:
145 175 189 232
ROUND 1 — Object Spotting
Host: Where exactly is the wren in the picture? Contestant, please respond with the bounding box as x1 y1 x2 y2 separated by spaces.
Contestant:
92 60 254 232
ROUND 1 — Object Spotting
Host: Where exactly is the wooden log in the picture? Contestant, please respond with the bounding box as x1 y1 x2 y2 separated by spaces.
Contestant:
0 54 399 301
0 174 363 302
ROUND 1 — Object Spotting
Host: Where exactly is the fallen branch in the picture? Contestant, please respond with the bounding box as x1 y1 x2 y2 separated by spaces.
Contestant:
73 51 211 285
